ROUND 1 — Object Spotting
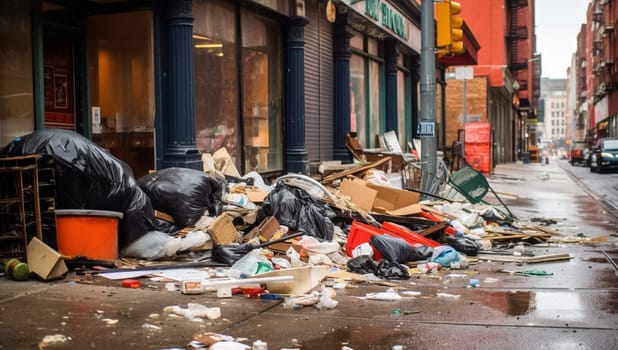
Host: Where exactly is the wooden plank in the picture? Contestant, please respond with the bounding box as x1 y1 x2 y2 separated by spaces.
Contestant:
321 157 392 184
477 252 572 263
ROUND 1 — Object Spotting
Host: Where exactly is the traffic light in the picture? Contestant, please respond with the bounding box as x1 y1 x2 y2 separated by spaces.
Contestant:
436 0 464 55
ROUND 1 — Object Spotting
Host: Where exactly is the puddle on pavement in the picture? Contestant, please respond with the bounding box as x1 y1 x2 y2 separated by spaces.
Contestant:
477 290 618 321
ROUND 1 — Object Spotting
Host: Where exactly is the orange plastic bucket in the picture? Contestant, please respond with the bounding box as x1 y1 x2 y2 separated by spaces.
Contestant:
55 209 124 260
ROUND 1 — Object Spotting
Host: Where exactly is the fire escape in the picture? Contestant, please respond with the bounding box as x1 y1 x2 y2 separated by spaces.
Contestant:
506 0 530 110
592 2 616 102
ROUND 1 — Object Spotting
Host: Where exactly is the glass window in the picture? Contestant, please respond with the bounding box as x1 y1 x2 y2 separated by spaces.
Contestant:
350 54 367 145
241 10 282 172
88 11 154 178
193 0 283 173
0 2 33 146
397 70 406 147
369 60 381 146
193 0 240 163
350 33 383 148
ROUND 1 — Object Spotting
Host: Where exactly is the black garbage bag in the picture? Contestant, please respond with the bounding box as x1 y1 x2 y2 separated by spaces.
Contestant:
370 234 432 263
138 167 225 227
0 129 156 249
259 182 335 241
446 235 480 256
346 255 378 275
375 260 410 280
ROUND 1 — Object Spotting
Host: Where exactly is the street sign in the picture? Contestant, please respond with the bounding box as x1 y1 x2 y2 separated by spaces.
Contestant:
455 66 473 80
417 122 435 137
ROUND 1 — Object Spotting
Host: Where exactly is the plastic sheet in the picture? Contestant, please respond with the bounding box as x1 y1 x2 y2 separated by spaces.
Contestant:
259 182 335 241
0 129 155 249
138 167 225 227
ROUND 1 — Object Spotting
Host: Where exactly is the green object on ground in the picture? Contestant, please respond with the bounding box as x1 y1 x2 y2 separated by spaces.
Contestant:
516 269 553 276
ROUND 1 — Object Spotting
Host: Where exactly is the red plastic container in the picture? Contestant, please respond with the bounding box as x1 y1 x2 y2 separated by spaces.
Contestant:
382 221 441 248
345 220 387 260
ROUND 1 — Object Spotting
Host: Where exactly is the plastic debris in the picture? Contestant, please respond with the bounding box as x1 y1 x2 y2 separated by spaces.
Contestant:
436 292 461 300
164 303 222 321
364 288 402 301
38 334 71 349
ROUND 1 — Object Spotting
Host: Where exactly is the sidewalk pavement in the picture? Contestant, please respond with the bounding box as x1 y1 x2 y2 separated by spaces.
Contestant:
1 162 617 350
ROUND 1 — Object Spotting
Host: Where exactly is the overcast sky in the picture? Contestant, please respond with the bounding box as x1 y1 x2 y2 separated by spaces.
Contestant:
535 0 590 79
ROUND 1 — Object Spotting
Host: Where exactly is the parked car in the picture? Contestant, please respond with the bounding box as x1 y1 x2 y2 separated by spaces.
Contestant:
589 138 618 173
569 140 587 166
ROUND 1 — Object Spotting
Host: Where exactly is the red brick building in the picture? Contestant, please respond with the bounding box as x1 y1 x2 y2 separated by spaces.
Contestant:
440 0 541 168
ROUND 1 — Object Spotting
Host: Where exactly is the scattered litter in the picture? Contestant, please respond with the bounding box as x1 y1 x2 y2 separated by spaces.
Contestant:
142 323 162 331
38 334 71 349
436 292 461 300
468 279 480 288
400 290 422 297
164 303 222 321
364 288 402 301
101 318 119 325
514 269 553 276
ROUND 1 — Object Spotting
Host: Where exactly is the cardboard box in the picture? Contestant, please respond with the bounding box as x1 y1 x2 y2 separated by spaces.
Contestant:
252 265 329 295
339 178 377 212
206 214 241 245
246 190 269 203
26 237 68 280
366 182 420 211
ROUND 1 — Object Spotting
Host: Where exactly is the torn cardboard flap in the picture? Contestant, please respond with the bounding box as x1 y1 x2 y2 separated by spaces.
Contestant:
206 214 241 245
27 237 68 280
212 147 241 178
339 178 377 212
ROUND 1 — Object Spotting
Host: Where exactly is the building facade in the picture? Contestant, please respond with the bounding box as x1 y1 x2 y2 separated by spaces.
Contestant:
574 0 618 144
3 0 462 179
539 78 567 148
439 0 540 168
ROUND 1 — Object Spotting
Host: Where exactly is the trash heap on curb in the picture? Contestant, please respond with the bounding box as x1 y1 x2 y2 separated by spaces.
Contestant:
2 130 590 348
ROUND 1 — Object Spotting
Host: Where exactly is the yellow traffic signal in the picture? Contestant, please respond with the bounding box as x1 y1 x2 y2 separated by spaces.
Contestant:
436 0 465 55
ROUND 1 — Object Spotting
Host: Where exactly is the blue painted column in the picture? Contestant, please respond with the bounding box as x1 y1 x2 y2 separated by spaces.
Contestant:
161 0 201 170
285 16 309 174
333 13 353 162
385 38 399 134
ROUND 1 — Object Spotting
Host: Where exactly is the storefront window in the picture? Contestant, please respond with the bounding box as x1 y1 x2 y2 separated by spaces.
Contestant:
397 69 407 148
350 54 366 145
193 0 283 173
241 10 282 172
0 2 33 147
369 60 381 146
88 11 154 178
193 0 239 162
350 32 384 148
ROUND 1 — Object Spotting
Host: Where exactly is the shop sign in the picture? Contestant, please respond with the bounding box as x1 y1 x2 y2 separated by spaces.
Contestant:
342 0 420 52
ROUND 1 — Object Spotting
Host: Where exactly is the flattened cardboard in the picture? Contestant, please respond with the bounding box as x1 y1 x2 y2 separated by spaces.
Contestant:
253 265 329 295
385 203 422 216
206 214 240 245
339 178 377 212
366 182 420 211
26 237 68 280
246 190 269 203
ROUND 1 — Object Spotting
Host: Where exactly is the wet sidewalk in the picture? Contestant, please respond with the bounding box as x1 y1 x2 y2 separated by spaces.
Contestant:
1 161 617 350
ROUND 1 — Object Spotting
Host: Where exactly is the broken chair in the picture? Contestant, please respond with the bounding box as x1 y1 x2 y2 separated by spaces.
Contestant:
446 166 516 220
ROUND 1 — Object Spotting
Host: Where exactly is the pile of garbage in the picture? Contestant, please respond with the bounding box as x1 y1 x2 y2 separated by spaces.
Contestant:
1 129 563 281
